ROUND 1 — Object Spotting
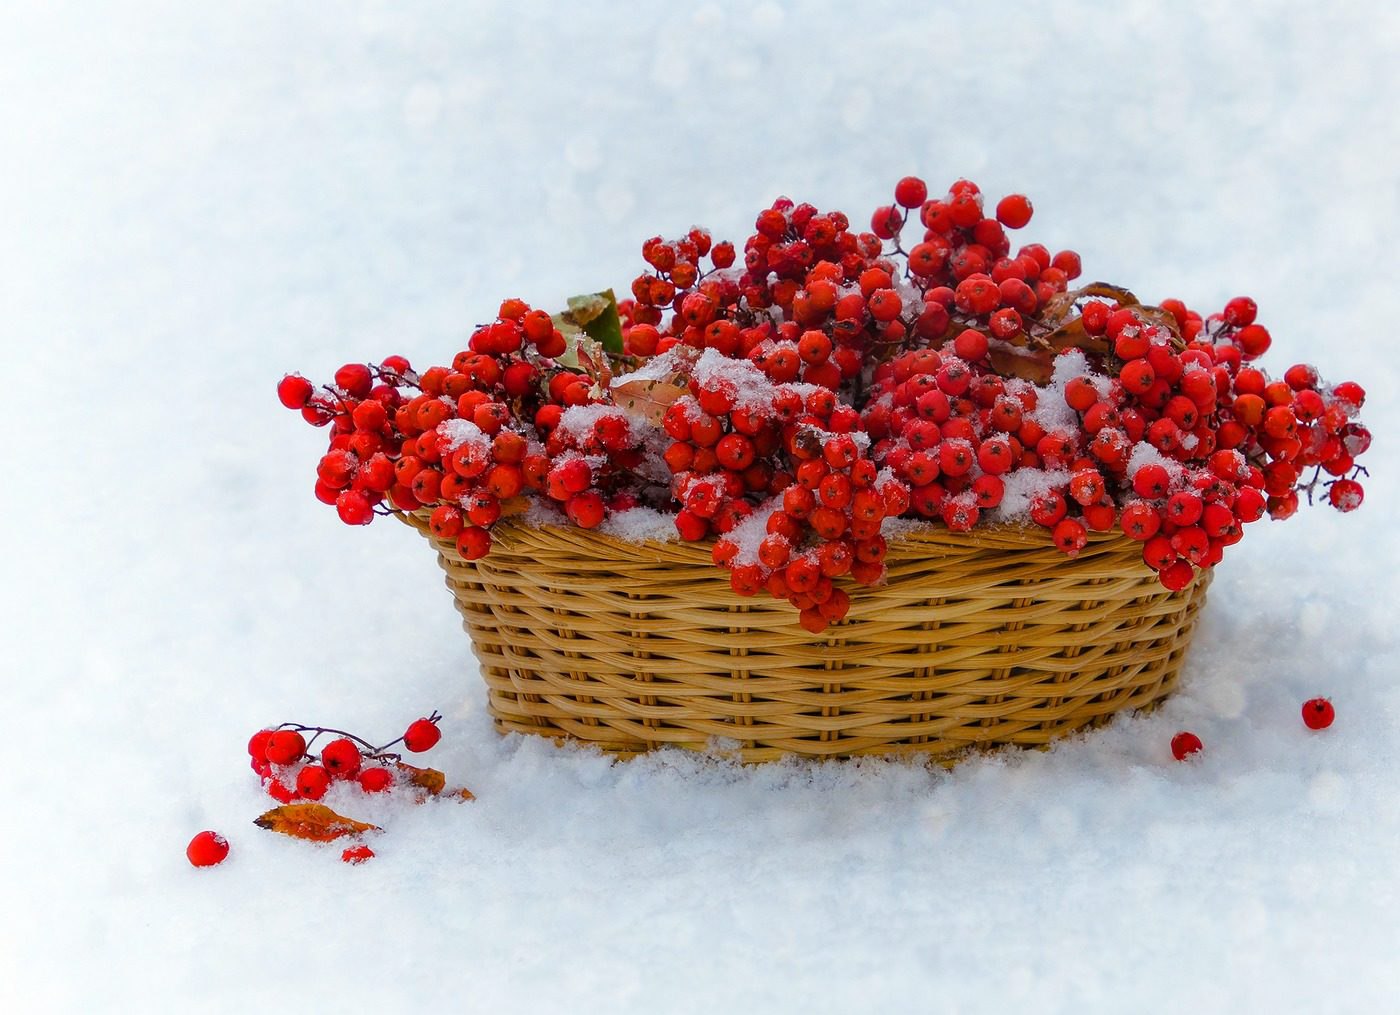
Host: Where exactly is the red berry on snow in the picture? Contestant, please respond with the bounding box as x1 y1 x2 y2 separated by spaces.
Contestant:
342 845 375 865
358 768 393 793
247 729 274 760
296 764 332 800
266 778 299 803
403 718 442 753
321 738 363 779
264 730 307 765
1302 698 1335 730
1171 731 1203 761
186 831 230 868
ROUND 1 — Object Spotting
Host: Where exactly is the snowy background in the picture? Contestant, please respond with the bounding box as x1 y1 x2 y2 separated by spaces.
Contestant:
4 1 1399 1011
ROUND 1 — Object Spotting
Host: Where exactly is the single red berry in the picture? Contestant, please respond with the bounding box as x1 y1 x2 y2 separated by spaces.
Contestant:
342 845 375 865
321 738 363 779
264 730 307 765
247 729 274 760
1171 731 1203 761
1302 698 1335 730
995 194 1033 229
1327 478 1364 512
403 718 442 753
266 778 299 803
277 374 314 409
334 363 374 398
893 175 928 209
186 830 230 868
358 768 393 793
296 764 332 800
336 490 374 526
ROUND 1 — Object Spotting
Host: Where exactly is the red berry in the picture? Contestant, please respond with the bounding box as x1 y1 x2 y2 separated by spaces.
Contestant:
1327 478 1364 512
1302 698 1335 730
336 490 374 526
341 845 376 865
264 730 307 765
296 764 332 800
403 718 442 753
186 830 230 868
995 194 1033 229
334 363 374 398
1171 731 1203 761
1222 296 1257 327
321 738 363 779
894 176 928 209
277 374 314 409
247 729 275 760
358 768 393 793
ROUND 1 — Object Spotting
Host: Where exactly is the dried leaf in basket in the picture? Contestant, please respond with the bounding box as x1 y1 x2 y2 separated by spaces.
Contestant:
610 374 688 424
253 804 381 842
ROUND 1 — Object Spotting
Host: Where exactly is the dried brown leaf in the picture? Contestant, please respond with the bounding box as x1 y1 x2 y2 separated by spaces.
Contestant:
395 763 446 796
253 804 380 843
609 377 689 424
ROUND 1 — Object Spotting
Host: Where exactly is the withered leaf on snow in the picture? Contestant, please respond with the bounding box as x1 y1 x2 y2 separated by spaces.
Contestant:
395 762 446 796
395 762 476 802
253 804 381 842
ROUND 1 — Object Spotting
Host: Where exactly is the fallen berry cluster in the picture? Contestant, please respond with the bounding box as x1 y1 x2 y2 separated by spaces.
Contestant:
186 711 471 868
281 176 1372 630
247 712 444 804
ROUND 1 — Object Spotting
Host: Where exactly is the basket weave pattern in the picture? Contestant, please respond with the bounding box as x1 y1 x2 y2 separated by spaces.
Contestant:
404 514 1210 763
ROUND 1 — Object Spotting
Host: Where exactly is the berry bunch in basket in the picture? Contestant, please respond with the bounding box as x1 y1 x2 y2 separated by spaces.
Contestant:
280 176 1372 632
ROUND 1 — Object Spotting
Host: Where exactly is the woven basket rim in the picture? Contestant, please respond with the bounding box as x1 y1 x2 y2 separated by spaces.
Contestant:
415 510 1137 561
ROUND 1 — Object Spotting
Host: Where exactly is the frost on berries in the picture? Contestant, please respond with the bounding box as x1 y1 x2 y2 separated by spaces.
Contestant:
280 176 1375 623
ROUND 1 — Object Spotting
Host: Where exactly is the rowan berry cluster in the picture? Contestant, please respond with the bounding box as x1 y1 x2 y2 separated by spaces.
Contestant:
281 175 1372 629
246 713 443 803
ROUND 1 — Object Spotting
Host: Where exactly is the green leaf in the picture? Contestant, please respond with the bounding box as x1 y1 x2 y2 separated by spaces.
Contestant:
557 289 623 355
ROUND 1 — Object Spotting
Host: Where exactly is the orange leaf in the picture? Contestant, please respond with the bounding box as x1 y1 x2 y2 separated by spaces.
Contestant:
610 376 688 424
253 804 381 842
455 786 476 802
395 763 446 796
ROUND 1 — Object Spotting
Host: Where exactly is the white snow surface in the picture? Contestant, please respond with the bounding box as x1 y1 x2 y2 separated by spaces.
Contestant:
4 2 1400 1013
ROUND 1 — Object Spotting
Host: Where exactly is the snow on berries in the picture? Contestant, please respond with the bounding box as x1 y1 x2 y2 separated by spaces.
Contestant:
280 175 1374 630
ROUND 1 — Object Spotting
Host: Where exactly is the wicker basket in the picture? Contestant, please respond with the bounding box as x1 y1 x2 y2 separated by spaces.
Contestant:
402 513 1210 763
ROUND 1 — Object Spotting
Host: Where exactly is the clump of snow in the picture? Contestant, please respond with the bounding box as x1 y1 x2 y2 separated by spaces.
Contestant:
556 402 632 444
722 494 784 566
881 515 938 541
520 497 567 528
609 346 695 387
1127 441 1186 486
990 467 1071 522
437 418 489 453
597 506 679 543
1026 348 1111 434
691 347 776 411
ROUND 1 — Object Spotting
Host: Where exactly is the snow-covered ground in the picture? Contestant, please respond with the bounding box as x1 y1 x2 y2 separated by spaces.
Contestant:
4 2 1399 1011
